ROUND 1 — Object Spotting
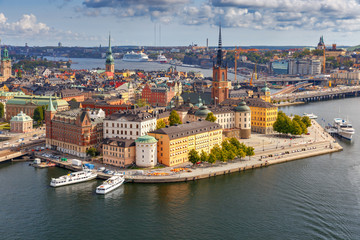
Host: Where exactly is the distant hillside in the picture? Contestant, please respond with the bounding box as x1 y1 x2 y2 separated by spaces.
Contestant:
347 45 360 51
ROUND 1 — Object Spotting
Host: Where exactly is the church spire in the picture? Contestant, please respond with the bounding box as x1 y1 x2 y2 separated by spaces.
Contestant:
216 24 222 67
47 95 56 112
108 33 112 54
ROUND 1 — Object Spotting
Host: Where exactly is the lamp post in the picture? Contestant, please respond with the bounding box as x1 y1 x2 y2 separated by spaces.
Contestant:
263 139 265 151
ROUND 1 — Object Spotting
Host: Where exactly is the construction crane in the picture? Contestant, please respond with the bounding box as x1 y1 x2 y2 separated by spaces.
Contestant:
323 47 326 74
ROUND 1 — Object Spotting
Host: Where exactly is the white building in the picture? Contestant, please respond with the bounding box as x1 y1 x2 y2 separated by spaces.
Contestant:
288 59 321 75
135 135 158 167
104 111 156 140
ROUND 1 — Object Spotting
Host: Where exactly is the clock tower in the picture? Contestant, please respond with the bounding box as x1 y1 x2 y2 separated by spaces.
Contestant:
0 47 12 82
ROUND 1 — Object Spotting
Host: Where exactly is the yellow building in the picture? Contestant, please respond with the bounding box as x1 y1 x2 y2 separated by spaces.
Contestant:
246 98 278 134
148 120 223 167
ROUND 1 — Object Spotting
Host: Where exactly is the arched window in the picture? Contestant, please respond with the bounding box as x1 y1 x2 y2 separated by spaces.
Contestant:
222 72 225 81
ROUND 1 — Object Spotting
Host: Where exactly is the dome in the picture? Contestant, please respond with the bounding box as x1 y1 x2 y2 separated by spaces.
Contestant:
172 94 183 102
261 86 270 92
195 105 211 118
10 111 32 122
135 135 158 144
235 101 250 112
194 95 203 108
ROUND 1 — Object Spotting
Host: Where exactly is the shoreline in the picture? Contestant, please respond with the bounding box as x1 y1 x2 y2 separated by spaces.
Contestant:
35 119 343 183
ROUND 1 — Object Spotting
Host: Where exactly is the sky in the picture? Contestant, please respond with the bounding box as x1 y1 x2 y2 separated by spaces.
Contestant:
0 0 360 47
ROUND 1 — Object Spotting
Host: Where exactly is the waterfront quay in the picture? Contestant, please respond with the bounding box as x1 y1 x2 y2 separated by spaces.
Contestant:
39 119 342 183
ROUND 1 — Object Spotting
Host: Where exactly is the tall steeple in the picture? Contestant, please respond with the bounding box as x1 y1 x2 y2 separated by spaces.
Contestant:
47 95 56 112
105 33 115 74
216 24 222 67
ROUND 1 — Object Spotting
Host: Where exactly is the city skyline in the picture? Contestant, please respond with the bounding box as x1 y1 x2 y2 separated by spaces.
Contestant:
1 0 360 47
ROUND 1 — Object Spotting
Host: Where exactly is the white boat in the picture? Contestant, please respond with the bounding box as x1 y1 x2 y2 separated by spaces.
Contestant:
50 168 97 187
96 173 125 194
123 51 149 62
333 118 355 141
156 54 167 63
303 113 318 119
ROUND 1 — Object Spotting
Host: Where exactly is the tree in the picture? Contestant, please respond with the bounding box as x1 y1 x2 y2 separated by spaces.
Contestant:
70 98 77 102
301 116 312 128
0 103 4 118
205 112 217 122
245 146 255 160
156 119 166 129
33 106 44 124
188 149 200 165
136 98 148 107
207 153 216 164
200 150 208 163
168 110 182 126
86 147 98 157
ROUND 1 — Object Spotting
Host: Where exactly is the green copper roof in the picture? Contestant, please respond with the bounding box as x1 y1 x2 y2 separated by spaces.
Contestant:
135 135 158 144
47 95 56 112
10 111 32 122
7 95 68 109
106 34 114 64
2 47 10 61
195 105 211 117
235 101 250 112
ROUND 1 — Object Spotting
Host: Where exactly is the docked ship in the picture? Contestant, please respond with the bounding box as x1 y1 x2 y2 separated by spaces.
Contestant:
96 173 125 194
50 168 97 187
156 54 167 63
303 113 318 119
122 51 149 62
326 118 355 141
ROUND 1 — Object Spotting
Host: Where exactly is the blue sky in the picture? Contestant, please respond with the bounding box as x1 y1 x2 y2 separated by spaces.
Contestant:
0 0 359 47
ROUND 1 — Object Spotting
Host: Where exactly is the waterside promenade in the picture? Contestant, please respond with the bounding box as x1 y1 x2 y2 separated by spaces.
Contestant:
39 120 342 183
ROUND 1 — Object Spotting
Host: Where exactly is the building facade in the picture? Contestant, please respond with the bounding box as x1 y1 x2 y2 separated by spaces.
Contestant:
0 47 12 82
148 120 223 167
102 138 136 167
10 111 33 133
103 111 156 140
141 84 176 107
135 135 158 168
45 98 104 158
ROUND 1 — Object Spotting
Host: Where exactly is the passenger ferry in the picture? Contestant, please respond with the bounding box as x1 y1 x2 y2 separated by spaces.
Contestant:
156 54 167 63
333 118 355 141
96 173 125 194
123 51 149 62
303 113 318 119
50 168 97 187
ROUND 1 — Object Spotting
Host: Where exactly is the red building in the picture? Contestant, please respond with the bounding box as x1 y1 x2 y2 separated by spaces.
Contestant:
45 97 104 158
141 84 175 106
211 26 230 105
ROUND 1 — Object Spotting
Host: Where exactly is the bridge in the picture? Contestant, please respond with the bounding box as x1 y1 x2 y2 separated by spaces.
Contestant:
272 82 313 96
0 140 45 163
271 86 360 102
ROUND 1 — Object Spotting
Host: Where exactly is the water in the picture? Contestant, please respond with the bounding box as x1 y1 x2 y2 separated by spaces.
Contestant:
1 99 360 240
49 57 243 80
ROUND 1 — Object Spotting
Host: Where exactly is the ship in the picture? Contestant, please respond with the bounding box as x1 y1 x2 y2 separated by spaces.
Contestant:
122 51 149 62
326 118 355 141
50 167 97 187
96 173 125 194
303 113 318 119
156 53 167 63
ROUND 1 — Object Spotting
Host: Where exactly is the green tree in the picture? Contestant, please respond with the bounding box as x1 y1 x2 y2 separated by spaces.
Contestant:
210 145 222 160
245 146 255 160
70 98 77 102
291 120 303 135
33 106 44 124
200 150 208 163
156 119 166 129
207 153 216 164
301 116 312 128
205 112 217 122
0 103 4 118
86 147 98 157
188 149 200 165
168 110 182 126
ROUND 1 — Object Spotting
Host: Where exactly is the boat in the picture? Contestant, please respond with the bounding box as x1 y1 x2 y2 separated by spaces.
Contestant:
122 51 149 62
50 167 97 187
96 173 125 194
333 118 355 141
156 54 167 63
303 113 318 119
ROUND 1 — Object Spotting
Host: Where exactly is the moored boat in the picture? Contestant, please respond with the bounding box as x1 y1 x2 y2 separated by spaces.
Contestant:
303 113 318 119
50 167 97 187
123 51 149 62
333 118 355 141
96 173 125 195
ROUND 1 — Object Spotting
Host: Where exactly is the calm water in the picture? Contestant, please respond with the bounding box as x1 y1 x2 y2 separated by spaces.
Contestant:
1 99 360 240
50 57 243 80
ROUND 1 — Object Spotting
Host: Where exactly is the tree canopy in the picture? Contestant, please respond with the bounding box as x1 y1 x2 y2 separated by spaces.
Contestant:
0 103 4 118
273 111 312 136
168 110 182 126
33 106 44 124
205 112 217 122
156 119 166 129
